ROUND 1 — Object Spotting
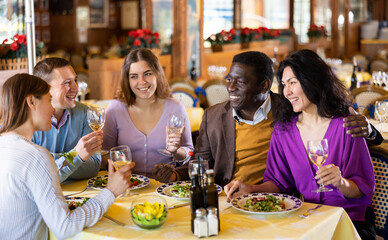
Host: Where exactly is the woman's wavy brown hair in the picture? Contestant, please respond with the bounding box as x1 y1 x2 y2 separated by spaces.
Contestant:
117 48 171 106
0 74 50 134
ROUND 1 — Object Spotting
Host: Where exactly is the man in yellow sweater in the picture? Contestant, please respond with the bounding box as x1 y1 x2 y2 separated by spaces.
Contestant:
153 51 381 187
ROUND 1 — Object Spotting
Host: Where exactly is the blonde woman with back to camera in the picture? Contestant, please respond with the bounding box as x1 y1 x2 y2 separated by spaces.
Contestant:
0 74 134 239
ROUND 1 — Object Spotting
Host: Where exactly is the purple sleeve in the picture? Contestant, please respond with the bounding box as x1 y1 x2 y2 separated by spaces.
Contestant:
341 133 375 200
263 126 296 195
102 101 119 151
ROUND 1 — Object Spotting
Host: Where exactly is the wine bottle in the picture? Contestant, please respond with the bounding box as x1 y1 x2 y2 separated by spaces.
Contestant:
350 57 358 91
203 169 220 232
190 172 204 233
190 59 197 82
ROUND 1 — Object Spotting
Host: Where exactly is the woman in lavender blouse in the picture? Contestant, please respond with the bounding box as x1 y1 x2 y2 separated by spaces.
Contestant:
225 50 375 239
102 49 194 178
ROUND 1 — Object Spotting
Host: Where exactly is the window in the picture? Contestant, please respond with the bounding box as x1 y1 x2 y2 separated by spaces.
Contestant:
0 0 25 42
152 0 173 54
294 0 310 43
241 0 289 29
203 0 233 39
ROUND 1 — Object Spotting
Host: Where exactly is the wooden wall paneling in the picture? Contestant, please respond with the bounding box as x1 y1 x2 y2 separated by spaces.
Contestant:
172 0 188 78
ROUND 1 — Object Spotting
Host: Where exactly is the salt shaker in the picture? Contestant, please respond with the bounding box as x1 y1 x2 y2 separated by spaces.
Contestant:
207 207 219 236
194 208 208 238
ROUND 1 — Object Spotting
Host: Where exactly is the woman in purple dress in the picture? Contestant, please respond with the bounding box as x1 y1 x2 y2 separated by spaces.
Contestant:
225 50 375 239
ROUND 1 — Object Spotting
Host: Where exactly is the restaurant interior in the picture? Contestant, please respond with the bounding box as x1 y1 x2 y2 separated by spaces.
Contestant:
1 0 388 239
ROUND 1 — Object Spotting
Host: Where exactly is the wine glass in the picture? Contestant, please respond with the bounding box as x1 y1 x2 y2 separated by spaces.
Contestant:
188 159 209 186
307 139 333 193
110 145 133 199
87 106 105 132
158 112 185 157
375 100 388 133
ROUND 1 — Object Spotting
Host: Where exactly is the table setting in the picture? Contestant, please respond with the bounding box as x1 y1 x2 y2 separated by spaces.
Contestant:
52 168 361 240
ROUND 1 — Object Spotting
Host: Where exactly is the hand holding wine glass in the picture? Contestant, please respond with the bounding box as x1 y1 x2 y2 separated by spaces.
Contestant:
110 145 133 199
158 112 185 157
307 139 333 192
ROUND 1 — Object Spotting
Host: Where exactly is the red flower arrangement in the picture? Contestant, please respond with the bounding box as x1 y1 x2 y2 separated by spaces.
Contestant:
206 28 237 46
127 29 160 49
307 24 328 39
1 34 44 59
240 27 281 43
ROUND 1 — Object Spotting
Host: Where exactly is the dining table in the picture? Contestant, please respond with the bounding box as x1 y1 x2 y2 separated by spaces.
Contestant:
50 171 361 240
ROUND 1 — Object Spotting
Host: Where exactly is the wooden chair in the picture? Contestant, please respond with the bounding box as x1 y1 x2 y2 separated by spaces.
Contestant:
370 59 388 73
171 87 199 108
370 145 388 239
202 79 229 107
169 78 198 91
351 85 388 114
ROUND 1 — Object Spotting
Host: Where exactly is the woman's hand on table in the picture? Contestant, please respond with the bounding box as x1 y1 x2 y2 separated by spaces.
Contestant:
224 180 254 202
343 107 371 138
106 159 135 197
152 164 178 183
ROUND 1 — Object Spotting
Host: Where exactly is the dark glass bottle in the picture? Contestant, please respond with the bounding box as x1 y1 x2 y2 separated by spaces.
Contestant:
190 59 197 82
203 169 220 232
350 57 358 91
190 172 204 233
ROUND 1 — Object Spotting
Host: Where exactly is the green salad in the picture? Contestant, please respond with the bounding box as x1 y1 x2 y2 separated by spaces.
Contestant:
244 195 286 212
170 184 190 198
94 176 143 188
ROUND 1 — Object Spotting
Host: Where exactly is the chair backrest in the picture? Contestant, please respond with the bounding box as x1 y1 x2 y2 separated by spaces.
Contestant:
169 78 198 91
171 87 199 108
351 85 388 114
202 79 229 107
370 147 388 239
370 59 388 73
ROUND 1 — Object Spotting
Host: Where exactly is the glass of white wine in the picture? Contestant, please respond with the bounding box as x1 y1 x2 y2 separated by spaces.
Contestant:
87 106 105 132
110 145 133 199
307 139 333 193
158 112 185 157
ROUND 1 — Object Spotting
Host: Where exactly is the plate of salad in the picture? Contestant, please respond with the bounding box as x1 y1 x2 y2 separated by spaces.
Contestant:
156 181 223 200
231 193 302 215
66 197 89 210
87 174 150 190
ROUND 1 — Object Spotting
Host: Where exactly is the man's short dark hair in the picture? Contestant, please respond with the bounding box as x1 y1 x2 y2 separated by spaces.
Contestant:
33 57 71 83
232 51 274 85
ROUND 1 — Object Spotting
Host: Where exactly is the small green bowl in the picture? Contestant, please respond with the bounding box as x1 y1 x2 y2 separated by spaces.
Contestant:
130 194 168 229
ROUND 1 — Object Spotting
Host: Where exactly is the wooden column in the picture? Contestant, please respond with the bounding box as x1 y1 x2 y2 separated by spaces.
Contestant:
172 0 188 78
143 0 152 29
331 0 340 58
233 0 241 29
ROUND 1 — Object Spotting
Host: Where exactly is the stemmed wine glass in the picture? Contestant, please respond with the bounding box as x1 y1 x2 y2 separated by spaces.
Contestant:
110 145 133 199
158 112 185 157
375 100 388 133
87 106 105 132
307 139 333 193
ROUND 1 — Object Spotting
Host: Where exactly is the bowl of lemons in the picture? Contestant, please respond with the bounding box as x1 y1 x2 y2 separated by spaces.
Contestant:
131 194 168 229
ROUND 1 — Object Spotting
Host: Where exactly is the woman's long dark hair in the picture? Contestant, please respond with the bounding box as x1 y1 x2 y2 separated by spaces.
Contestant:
275 49 351 124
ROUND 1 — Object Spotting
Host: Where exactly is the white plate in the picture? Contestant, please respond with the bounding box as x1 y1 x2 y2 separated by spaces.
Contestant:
156 181 222 200
87 174 150 190
231 193 302 215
